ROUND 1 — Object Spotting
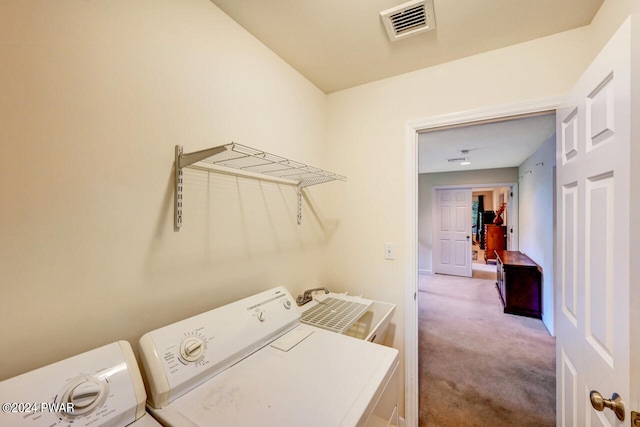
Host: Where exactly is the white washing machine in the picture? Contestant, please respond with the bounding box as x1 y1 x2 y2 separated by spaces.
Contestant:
0 341 161 427
138 286 400 427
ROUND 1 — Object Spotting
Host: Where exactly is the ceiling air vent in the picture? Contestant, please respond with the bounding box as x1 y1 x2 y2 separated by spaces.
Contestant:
380 0 436 42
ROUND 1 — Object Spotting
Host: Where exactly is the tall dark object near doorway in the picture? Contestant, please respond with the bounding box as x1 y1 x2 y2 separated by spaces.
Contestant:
480 210 495 249
484 224 506 263
475 195 484 243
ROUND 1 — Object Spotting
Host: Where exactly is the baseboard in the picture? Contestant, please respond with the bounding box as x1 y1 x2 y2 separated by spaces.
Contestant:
418 269 432 275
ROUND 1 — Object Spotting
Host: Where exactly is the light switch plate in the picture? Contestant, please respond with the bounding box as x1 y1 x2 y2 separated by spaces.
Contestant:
384 243 396 260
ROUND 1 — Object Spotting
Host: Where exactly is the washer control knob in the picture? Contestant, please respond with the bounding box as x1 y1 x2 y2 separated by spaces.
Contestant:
282 299 292 309
60 376 107 416
180 337 205 363
69 381 101 409
257 310 266 322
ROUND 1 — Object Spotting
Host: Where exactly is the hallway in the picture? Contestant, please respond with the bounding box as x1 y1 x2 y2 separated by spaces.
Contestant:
418 270 555 426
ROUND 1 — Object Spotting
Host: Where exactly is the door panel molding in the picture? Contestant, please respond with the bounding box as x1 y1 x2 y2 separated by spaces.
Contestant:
434 188 472 277
561 182 579 326
556 17 632 427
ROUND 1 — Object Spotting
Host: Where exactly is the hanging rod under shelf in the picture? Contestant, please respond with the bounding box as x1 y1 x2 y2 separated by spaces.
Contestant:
174 143 346 229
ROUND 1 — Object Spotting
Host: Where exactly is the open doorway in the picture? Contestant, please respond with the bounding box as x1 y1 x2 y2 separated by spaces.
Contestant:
409 107 557 425
403 99 561 424
471 185 510 278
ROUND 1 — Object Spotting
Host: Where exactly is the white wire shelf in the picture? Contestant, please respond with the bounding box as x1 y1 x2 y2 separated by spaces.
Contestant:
300 297 373 334
174 143 346 229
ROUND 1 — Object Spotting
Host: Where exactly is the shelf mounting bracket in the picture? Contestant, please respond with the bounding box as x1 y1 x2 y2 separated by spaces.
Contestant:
175 145 184 229
175 144 229 229
296 186 302 225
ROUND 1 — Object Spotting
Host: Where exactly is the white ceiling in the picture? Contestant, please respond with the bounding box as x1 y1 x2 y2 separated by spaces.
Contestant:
210 0 603 94
418 113 556 173
210 0 600 173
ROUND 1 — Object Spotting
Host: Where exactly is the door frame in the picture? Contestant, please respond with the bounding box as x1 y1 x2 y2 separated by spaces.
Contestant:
403 96 563 426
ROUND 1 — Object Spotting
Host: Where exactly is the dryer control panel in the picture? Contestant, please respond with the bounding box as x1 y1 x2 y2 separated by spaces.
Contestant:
138 286 299 408
0 341 147 427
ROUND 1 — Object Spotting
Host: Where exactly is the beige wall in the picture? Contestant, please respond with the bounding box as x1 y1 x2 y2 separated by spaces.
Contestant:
325 25 594 300
324 29 593 417
324 0 634 417
0 0 330 379
1 0 636 421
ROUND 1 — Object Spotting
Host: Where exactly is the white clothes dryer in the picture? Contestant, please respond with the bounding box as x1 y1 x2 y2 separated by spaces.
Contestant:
138 286 399 427
0 341 161 427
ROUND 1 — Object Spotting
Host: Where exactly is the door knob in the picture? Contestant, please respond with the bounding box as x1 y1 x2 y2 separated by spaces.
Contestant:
590 390 625 421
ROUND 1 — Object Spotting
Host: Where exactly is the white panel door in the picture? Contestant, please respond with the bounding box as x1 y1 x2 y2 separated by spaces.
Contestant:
434 188 472 277
556 18 632 427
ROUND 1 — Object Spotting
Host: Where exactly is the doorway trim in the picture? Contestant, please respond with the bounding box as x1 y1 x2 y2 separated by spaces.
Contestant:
403 95 563 426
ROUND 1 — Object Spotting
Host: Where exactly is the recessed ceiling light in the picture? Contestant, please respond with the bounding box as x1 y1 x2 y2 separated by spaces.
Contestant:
460 161 471 165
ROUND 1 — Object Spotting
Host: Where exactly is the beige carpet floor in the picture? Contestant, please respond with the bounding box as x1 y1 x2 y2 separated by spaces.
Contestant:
418 270 556 427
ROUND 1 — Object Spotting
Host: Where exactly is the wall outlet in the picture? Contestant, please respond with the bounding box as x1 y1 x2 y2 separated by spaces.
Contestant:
384 243 396 260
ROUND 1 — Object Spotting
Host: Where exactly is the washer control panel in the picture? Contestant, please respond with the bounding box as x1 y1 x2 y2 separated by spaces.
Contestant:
138 286 299 408
0 341 147 427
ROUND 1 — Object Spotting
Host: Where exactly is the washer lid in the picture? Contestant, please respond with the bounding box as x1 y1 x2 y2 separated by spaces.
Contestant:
148 325 399 427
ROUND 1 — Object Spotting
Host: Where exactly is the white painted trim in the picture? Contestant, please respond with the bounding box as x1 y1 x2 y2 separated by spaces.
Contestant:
404 96 564 426
432 182 516 189
508 182 519 251
403 122 419 427
407 96 565 130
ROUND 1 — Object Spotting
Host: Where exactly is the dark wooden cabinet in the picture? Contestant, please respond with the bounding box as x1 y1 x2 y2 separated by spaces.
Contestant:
495 250 542 318
484 225 506 263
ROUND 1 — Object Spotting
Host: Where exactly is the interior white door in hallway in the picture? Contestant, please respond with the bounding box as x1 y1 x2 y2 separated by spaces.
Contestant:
434 188 472 277
556 17 636 427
